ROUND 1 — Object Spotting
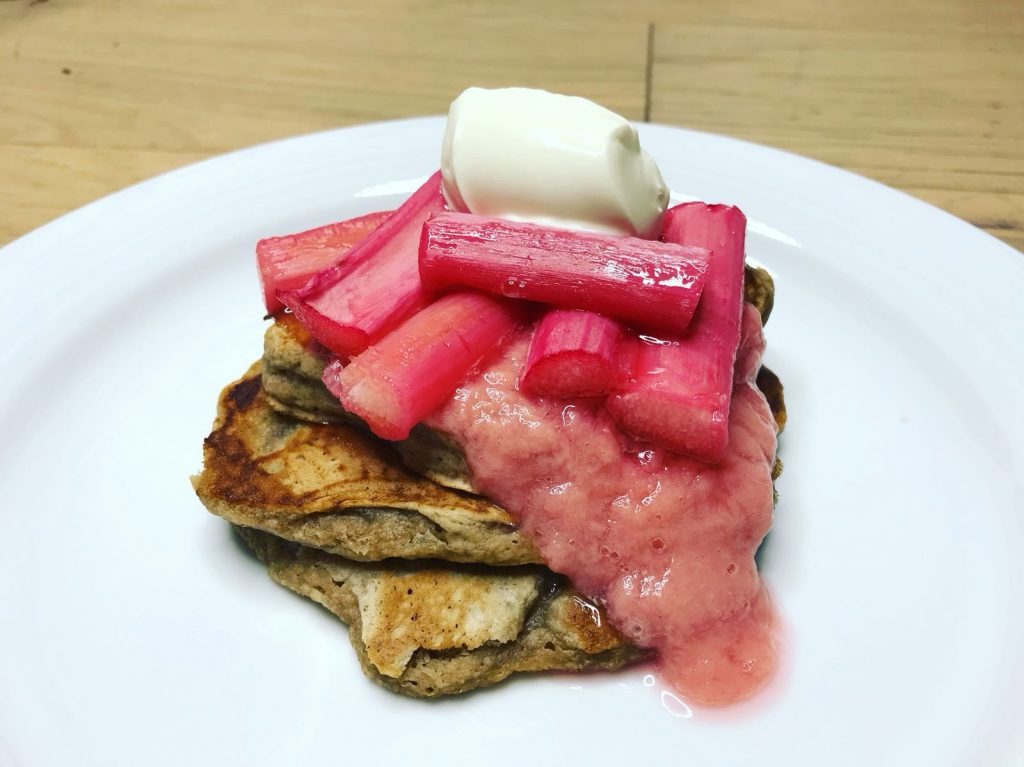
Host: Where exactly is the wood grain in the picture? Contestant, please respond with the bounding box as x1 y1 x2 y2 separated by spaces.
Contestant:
650 0 1024 250
0 0 1021 251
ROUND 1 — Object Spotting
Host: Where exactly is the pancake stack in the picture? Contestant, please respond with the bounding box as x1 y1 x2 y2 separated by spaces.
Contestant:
191 266 784 698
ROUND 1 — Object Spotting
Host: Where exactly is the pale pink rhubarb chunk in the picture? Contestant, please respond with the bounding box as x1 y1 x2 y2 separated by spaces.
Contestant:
606 203 747 462
419 212 710 335
734 302 766 384
278 172 445 357
322 292 529 441
521 309 621 398
256 211 390 315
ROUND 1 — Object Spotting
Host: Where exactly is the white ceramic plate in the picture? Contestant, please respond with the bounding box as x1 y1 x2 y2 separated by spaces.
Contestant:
1 118 1022 767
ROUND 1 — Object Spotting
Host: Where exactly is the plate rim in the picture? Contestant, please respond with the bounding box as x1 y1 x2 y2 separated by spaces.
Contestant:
3 115 1021 265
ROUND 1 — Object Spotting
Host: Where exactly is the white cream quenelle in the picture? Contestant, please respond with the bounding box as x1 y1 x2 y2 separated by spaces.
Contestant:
440 87 669 238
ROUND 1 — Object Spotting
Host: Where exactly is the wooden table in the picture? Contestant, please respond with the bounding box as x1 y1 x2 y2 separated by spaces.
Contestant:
2 0 1021 251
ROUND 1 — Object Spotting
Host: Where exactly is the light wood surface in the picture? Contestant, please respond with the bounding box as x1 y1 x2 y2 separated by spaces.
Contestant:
1 0 1021 251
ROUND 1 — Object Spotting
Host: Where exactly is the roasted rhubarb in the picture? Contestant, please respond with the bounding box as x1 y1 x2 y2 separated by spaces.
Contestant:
521 309 621 398
419 212 710 334
278 173 445 357
323 292 529 441
257 211 390 314
606 203 747 462
734 302 766 384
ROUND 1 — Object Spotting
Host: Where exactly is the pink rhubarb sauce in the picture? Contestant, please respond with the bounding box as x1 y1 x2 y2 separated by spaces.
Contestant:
425 303 779 706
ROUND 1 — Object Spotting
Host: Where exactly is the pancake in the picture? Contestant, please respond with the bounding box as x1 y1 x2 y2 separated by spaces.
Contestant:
236 526 645 697
192 365 540 565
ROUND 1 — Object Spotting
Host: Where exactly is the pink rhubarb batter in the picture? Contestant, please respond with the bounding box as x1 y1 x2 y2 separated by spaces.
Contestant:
426 303 779 706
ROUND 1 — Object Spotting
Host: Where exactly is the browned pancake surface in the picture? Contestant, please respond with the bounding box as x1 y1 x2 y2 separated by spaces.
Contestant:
237 526 645 697
193 364 540 565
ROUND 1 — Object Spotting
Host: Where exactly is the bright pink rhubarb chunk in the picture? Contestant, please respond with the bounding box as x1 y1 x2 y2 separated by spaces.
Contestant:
605 203 747 462
521 309 622 398
322 292 529 441
257 211 390 314
419 212 711 335
278 172 445 357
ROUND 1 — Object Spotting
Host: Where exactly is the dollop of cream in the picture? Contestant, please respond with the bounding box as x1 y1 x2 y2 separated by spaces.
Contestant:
441 87 668 238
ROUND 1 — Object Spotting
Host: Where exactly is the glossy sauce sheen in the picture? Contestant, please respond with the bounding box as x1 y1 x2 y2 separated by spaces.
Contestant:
426 313 778 706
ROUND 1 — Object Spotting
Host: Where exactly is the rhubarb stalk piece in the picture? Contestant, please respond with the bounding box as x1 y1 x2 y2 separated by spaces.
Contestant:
521 309 621 398
257 211 390 314
606 203 747 462
323 292 529 441
734 302 766 384
419 212 710 335
279 172 445 357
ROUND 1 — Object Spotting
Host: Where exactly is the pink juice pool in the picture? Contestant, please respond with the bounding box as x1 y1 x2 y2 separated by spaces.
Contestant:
426 318 779 706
